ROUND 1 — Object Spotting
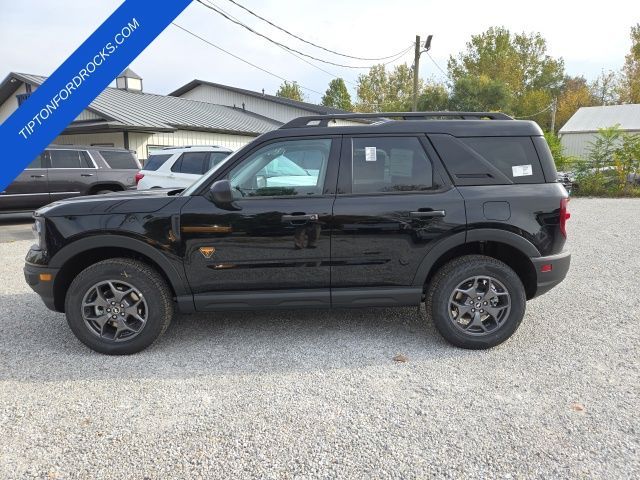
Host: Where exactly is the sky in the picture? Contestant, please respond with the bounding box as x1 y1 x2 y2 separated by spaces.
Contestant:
0 0 637 104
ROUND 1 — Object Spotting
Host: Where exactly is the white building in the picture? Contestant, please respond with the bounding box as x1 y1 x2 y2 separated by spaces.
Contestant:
169 79 346 124
0 71 283 161
559 104 640 158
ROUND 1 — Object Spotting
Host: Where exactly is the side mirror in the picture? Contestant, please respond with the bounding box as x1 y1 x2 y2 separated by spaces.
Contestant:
208 180 238 210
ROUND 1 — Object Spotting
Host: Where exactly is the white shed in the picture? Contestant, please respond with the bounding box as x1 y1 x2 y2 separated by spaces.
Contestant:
559 104 640 158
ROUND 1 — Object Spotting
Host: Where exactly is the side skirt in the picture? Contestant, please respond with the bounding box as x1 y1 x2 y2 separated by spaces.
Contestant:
192 287 422 312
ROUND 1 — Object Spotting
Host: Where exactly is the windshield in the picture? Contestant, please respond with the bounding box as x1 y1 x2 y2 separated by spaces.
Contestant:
181 150 237 196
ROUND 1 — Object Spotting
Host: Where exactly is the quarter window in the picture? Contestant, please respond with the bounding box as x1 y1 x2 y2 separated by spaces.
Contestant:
99 150 138 169
143 154 172 171
172 152 208 175
228 139 331 197
351 137 436 193
460 137 544 184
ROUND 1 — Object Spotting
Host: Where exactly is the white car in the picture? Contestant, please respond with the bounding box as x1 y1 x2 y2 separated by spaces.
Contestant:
136 146 233 190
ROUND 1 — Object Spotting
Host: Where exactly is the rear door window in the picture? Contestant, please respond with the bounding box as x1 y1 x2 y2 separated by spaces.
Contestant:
143 154 172 171
27 154 42 169
350 137 438 193
460 137 544 184
99 150 138 169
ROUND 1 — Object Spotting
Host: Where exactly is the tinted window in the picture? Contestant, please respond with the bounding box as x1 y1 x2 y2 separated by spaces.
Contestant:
207 152 230 170
461 137 544 184
228 139 331 197
143 154 172 171
99 150 138 169
351 137 436 193
27 154 42 169
49 150 85 168
173 152 208 174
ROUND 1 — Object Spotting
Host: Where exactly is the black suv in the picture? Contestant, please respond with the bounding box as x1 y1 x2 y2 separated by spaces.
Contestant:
24 112 571 354
1 144 140 213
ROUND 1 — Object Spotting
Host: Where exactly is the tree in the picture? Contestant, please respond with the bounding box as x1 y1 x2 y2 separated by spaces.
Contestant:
417 81 450 111
556 76 593 130
276 81 304 102
355 63 418 112
590 70 619 105
447 26 565 120
448 75 512 112
321 78 353 110
619 24 640 103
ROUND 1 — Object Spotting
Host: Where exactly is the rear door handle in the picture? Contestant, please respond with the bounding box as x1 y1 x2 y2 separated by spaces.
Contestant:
282 213 319 223
410 210 446 218
80 173 94 177
30 174 45 178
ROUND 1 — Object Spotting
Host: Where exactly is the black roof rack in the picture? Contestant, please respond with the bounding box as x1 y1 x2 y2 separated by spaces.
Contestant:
280 111 513 129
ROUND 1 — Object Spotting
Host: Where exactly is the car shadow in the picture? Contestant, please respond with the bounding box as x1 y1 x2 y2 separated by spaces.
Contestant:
0 292 485 383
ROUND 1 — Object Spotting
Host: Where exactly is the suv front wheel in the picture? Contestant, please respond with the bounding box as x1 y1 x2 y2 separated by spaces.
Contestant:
426 255 526 349
65 258 173 354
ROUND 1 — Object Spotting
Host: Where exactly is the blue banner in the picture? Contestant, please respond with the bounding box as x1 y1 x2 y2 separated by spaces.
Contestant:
0 0 193 191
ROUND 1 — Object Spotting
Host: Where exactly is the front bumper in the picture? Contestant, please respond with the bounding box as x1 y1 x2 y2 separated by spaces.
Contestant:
24 262 60 312
530 250 571 297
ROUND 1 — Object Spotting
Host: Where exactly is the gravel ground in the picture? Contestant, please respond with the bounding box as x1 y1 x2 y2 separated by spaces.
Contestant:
0 198 638 479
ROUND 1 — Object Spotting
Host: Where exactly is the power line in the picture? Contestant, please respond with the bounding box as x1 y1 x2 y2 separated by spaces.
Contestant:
205 0 359 87
223 0 414 62
515 103 554 119
425 52 449 80
171 22 324 96
196 0 395 69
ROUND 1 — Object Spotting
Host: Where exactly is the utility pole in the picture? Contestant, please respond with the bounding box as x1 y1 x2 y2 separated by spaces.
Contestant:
550 97 557 133
412 35 432 112
412 35 421 112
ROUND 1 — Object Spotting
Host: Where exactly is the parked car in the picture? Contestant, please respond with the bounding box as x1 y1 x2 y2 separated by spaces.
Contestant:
136 146 232 190
0 145 140 214
25 112 571 355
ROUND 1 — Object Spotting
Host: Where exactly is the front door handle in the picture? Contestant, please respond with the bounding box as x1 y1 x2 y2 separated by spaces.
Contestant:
81 173 94 177
410 210 446 218
30 174 45 178
282 213 319 223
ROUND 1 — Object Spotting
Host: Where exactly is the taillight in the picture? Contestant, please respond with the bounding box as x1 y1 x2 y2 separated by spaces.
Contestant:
560 198 570 238
134 171 144 185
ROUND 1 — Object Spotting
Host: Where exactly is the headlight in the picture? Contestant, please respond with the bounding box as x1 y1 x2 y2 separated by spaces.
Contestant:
32 217 46 249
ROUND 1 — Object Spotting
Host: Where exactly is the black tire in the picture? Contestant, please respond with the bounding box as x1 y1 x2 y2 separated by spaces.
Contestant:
64 258 173 355
93 189 116 195
425 255 526 349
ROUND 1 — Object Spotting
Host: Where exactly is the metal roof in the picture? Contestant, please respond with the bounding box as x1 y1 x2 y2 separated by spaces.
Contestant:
559 104 640 134
0 72 282 136
168 79 348 115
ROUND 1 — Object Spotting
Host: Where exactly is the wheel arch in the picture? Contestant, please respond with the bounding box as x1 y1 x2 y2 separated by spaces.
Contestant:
413 229 539 300
50 235 193 313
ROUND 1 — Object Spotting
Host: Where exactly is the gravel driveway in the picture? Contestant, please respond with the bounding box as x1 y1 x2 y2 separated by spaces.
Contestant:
0 198 638 479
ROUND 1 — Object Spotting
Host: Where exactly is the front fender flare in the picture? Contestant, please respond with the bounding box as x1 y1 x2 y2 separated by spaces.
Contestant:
49 234 191 298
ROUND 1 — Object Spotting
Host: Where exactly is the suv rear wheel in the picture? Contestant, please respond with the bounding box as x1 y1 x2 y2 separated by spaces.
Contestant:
426 255 526 349
64 258 173 354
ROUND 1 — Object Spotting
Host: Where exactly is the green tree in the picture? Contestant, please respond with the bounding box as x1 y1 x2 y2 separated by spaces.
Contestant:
590 70 619 105
448 26 564 124
448 75 512 112
276 81 304 102
556 76 593 131
619 24 640 103
417 81 450 111
321 78 353 110
355 63 419 112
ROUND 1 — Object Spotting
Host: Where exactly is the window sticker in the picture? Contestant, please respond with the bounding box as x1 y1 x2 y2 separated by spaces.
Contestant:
512 164 533 177
365 146 377 162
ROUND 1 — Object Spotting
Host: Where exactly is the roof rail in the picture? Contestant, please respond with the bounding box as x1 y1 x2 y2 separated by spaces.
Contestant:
280 111 513 129
161 145 227 150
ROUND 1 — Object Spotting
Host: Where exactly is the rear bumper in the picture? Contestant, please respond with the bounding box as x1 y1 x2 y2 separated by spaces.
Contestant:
530 250 571 297
24 262 60 312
